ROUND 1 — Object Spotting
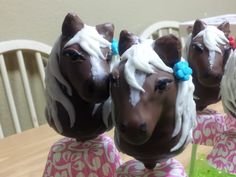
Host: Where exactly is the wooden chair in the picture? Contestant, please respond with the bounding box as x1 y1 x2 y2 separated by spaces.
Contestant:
0 40 51 138
140 21 185 46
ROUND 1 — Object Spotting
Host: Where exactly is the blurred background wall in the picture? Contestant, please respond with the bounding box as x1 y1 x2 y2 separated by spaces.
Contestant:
0 0 235 45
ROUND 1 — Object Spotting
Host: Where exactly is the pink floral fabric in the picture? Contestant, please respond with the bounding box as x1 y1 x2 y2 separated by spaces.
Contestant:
115 159 187 177
43 134 122 177
193 109 225 146
192 109 236 174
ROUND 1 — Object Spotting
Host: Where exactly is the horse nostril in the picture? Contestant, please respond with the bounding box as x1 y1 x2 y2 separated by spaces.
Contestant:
139 123 147 133
215 75 222 82
88 82 95 93
119 123 127 132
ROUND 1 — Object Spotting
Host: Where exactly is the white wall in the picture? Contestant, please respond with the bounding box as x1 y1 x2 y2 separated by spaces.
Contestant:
0 0 235 45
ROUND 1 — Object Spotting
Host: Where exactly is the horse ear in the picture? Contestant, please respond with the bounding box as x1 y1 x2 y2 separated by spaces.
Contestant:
154 34 182 68
192 19 206 37
62 12 84 37
96 23 114 42
118 30 139 56
218 21 230 37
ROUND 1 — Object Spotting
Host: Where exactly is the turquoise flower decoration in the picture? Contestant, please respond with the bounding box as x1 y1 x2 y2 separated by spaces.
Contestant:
173 61 192 81
111 38 119 55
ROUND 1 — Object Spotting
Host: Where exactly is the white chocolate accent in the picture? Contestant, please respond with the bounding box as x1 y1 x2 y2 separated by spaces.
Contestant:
208 50 216 69
64 24 111 81
121 39 172 93
221 49 236 116
194 25 229 54
171 70 196 152
130 71 146 106
65 25 111 59
102 97 112 129
45 37 75 133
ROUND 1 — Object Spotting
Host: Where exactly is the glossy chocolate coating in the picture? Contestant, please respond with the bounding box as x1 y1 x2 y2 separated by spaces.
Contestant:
45 13 114 141
187 19 231 110
112 32 186 169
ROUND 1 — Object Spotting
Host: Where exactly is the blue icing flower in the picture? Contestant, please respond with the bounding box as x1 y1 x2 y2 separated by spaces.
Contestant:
173 61 192 81
111 39 119 55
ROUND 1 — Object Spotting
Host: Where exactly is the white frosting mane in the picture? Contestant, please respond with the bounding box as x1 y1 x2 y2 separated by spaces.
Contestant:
45 25 111 133
221 49 236 116
45 37 75 133
121 39 196 152
194 25 228 54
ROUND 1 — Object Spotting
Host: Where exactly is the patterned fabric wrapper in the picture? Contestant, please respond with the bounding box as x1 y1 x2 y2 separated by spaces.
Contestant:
115 159 187 177
193 109 224 146
43 134 122 177
192 109 236 175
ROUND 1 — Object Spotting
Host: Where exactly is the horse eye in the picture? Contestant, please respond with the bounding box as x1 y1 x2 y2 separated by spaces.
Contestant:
62 49 84 61
107 51 112 61
155 78 173 92
224 44 231 51
192 43 204 53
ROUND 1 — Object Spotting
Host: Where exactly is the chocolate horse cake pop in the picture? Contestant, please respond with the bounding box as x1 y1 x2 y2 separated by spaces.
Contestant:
45 13 115 141
183 19 236 175
184 19 231 110
111 31 196 169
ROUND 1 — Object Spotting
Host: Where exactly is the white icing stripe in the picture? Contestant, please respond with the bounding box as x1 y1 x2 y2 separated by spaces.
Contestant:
102 97 112 129
49 37 72 96
129 71 146 106
221 49 236 116
208 50 216 69
171 59 196 152
45 37 76 133
90 56 106 81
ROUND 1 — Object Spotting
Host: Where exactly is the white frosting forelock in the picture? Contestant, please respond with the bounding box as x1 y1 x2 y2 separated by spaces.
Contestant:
194 25 229 69
64 24 111 81
194 26 229 54
121 39 173 93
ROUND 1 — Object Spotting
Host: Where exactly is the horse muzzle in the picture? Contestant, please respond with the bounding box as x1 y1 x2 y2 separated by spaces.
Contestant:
117 122 151 145
198 71 222 87
80 77 110 103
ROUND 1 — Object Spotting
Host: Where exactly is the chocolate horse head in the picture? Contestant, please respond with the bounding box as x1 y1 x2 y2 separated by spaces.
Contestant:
45 13 114 140
111 31 196 169
185 19 231 110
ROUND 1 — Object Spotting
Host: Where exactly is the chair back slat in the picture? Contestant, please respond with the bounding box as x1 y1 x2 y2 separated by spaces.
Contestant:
0 40 51 137
158 30 163 37
168 28 173 34
0 123 4 138
0 54 22 135
140 21 186 51
140 21 180 39
35 52 46 89
16 50 39 128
